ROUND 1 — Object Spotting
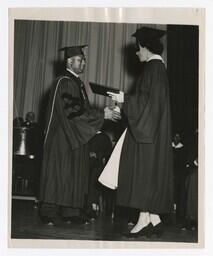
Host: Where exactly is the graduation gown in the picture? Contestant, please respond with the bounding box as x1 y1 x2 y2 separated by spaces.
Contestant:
116 59 174 214
39 70 104 208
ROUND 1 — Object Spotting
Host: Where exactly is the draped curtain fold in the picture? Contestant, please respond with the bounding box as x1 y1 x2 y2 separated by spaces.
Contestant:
13 20 166 121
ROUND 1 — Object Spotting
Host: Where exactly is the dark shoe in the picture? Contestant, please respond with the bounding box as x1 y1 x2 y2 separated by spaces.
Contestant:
149 222 164 238
86 210 98 221
184 219 197 231
124 223 153 239
40 216 55 226
62 217 72 224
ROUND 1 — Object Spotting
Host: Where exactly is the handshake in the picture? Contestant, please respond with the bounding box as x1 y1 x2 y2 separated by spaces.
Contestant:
103 90 124 122
104 106 121 122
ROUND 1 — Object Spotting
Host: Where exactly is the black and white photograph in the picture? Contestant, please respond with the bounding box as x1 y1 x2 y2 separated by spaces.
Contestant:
7 7 204 249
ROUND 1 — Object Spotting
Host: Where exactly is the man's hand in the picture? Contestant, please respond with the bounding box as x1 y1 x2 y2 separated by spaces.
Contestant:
107 91 124 103
104 106 121 122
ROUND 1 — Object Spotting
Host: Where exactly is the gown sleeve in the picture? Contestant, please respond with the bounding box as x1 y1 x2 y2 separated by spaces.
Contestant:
123 62 168 143
55 77 104 150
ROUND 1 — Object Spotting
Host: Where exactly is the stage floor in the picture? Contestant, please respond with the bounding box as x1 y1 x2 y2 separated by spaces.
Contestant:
10 200 197 242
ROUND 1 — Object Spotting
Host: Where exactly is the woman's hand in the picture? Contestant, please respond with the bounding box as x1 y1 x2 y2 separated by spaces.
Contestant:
107 91 124 103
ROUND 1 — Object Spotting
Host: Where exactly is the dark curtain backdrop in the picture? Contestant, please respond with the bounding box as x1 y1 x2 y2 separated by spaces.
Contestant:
167 25 199 140
13 20 167 124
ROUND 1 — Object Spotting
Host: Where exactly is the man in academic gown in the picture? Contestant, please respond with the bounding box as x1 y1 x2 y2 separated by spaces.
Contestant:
39 45 120 225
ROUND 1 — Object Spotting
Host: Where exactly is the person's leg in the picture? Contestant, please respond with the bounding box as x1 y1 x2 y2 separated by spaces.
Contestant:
130 211 150 233
40 202 57 217
61 206 80 218
39 202 58 224
61 206 90 224
149 213 161 226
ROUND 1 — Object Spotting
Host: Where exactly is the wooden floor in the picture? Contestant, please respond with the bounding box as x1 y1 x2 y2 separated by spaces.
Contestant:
11 200 198 242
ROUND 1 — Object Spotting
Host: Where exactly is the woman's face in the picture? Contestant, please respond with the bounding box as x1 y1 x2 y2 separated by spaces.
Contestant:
136 44 149 62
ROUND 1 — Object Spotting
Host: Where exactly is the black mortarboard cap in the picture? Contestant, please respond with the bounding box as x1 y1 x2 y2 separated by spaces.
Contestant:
59 45 88 59
132 27 166 46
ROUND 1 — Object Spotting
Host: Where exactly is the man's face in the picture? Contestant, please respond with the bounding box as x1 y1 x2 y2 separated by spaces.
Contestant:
69 55 86 74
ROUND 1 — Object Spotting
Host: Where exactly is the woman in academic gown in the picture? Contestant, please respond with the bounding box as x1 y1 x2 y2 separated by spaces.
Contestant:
108 27 174 237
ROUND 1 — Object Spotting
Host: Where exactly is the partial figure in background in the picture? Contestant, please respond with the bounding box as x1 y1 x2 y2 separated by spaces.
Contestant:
13 117 24 127
105 27 174 238
172 133 187 224
13 111 42 198
39 45 120 225
183 128 198 231
23 111 41 153
24 111 36 128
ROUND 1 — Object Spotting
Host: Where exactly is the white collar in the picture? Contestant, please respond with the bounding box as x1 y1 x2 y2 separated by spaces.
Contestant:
194 159 198 166
147 54 164 63
66 68 79 78
172 142 184 149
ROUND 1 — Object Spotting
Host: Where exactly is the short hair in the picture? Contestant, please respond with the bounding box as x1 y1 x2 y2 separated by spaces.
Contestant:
145 40 164 55
141 39 164 55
